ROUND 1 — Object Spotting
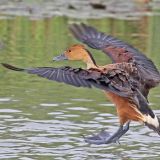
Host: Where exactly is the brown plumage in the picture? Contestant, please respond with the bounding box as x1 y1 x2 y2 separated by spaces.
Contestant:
2 24 160 143
69 23 160 99
2 44 160 136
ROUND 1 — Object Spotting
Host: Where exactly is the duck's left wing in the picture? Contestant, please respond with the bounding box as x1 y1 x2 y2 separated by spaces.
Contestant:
2 63 134 98
2 63 92 88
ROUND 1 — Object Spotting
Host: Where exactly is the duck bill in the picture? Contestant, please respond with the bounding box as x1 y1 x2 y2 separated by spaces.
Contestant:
53 53 68 61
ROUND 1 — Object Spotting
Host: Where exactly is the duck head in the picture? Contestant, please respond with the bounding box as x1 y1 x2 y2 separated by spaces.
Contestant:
53 44 97 69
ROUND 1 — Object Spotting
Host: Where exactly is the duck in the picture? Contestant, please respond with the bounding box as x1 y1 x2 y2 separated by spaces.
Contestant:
2 24 160 145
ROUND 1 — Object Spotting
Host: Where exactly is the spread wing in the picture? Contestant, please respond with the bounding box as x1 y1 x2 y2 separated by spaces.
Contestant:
69 23 160 90
3 63 153 117
2 63 135 99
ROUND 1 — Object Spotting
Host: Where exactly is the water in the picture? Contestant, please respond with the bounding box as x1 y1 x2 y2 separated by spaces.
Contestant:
0 1 160 159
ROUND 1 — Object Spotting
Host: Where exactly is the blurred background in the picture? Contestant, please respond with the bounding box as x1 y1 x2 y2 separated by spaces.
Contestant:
0 0 160 159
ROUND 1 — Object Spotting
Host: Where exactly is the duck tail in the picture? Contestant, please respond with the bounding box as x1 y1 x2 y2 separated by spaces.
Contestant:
144 114 160 135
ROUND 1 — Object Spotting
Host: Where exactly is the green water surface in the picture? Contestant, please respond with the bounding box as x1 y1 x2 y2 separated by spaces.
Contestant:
0 15 160 160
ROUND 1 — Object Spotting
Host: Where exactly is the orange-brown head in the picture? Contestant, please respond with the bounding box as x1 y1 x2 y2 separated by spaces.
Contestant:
53 44 97 68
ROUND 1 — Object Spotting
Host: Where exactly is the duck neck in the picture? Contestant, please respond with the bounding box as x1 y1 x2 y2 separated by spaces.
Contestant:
83 49 98 69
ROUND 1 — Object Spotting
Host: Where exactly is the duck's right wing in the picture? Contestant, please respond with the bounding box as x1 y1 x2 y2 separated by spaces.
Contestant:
2 63 134 99
69 23 146 63
70 23 160 89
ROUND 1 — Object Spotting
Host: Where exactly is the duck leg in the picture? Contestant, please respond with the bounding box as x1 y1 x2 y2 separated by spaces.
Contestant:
83 121 130 145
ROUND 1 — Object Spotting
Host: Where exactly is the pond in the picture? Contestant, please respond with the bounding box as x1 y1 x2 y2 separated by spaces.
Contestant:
0 1 160 160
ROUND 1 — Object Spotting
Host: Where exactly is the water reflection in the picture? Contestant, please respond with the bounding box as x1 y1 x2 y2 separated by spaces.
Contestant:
0 14 159 160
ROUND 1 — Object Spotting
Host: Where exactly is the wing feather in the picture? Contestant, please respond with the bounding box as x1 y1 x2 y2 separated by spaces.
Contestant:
2 63 136 99
70 23 160 97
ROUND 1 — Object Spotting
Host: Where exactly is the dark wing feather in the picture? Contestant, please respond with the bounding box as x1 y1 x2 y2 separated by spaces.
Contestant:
27 67 91 88
2 63 135 99
2 63 154 120
70 23 160 92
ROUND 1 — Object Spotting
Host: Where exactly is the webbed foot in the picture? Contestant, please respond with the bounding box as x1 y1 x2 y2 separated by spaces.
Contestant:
83 129 112 145
83 121 130 145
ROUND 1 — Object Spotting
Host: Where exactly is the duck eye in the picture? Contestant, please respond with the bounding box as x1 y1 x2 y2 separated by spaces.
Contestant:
68 50 71 52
